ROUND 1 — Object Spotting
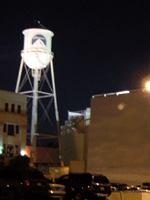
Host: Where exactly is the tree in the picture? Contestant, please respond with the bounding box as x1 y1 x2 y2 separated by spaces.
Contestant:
0 155 4 169
9 155 30 169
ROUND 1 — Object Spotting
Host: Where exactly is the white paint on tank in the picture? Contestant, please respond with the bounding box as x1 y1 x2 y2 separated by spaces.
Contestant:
21 28 54 69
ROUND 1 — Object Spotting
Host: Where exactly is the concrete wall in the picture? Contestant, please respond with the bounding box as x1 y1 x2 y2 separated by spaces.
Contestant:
61 127 85 165
45 166 69 181
108 191 150 200
69 160 85 173
86 90 150 185
61 114 86 166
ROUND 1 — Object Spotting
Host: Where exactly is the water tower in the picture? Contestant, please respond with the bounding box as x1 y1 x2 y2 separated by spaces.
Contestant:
15 23 60 165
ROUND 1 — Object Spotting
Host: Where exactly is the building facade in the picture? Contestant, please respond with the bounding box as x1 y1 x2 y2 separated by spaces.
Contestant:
87 89 150 184
60 108 90 169
0 90 27 164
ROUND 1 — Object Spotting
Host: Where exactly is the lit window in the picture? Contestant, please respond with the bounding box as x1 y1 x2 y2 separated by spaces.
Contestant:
3 144 6 155
7 145 14 157
15 145 19 155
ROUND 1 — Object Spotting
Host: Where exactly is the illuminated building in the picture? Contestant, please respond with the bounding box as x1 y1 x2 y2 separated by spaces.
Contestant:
0 90 27 164
87 89 150 184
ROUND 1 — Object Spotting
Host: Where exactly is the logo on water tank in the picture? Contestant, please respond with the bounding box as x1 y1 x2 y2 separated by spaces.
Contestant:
32 34 47 46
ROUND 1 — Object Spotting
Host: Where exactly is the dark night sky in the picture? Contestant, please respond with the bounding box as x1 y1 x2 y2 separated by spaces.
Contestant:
0 1 149 129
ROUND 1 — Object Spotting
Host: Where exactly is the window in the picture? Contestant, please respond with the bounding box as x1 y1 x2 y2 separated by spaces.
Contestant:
3 124 6 132
17 105 21 113
15 145 18 155
7 145 14 156
5 103 8 111
16 125 19 133
8 124 14 136
11 104 15 112
3 144 6 155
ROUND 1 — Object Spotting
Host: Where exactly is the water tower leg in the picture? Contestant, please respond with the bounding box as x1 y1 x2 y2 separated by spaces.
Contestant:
15 58 24 93
30 69 39 167
50 60 62 164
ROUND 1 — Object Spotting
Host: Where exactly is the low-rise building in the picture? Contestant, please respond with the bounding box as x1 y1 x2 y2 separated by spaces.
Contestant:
0 90 27 164
87 89 150 185
60 108 90 170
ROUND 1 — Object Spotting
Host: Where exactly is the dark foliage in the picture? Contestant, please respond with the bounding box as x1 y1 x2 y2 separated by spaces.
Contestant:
9 155 30 169
0 155 4 169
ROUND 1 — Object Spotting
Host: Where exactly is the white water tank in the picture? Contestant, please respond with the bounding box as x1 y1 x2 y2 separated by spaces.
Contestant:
21 28 54 69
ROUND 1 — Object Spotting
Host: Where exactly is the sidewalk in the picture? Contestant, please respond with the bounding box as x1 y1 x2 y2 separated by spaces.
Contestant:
108 191 150 200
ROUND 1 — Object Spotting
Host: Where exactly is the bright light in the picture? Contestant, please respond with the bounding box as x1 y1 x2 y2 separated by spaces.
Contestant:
141 77 150 89
145 81 150 90
118 103 125 110
0 146 3 154
116 90 130 95
20 150 26 156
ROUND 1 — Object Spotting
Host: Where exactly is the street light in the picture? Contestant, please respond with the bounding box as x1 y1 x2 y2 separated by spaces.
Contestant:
145 81 150 90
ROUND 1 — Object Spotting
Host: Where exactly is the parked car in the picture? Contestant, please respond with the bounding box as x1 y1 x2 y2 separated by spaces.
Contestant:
110 183 120 191
141 182 150 190
46 178 66 199
129 185 140 191
110 183 129 191
0 166 65 200
56 173 111 200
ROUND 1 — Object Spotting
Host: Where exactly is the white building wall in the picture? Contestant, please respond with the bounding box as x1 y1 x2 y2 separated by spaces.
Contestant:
0 90 27 160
